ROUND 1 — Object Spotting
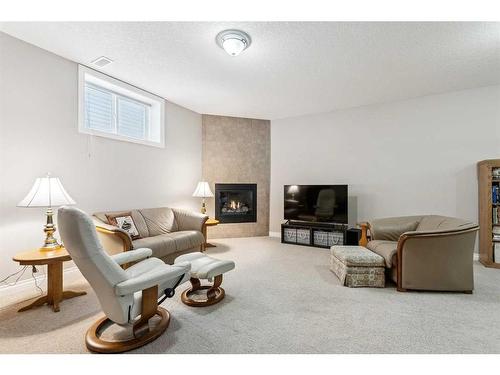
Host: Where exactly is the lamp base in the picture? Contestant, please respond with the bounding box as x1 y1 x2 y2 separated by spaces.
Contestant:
39 242 63 252
40 207 62 252
201 200 207 215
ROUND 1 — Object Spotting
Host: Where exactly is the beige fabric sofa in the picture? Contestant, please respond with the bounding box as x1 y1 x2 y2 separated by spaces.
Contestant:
362 215 479 293
93 207 208 264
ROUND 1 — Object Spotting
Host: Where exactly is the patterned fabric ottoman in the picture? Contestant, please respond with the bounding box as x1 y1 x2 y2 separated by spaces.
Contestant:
330 246 385 288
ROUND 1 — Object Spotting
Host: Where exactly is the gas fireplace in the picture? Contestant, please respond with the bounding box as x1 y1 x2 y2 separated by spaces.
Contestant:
215 183 257 223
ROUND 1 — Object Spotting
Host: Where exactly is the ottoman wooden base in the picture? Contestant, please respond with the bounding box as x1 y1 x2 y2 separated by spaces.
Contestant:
181 275 225 307
330 246 385 288
174 253 235 307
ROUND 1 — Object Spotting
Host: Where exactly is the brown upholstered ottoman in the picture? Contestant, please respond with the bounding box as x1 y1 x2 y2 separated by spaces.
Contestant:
330 246 385 288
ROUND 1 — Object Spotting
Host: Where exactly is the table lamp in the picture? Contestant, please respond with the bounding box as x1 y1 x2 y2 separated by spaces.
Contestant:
17 173 76 251
192 181 213 214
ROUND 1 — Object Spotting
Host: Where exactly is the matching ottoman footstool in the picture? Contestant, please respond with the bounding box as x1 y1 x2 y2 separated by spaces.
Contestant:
330 246 385 288
174 253 235 307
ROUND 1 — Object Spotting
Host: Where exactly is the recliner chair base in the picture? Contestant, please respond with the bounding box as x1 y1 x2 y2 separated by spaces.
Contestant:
85 307 170 354
181 276 225 307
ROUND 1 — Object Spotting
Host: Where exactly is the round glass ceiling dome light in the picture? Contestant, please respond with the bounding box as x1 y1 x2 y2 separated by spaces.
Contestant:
216 29 252 56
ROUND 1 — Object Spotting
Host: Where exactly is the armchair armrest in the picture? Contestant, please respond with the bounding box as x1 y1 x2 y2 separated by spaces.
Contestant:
115 263 190 296
111 248 152 266
396 225 479 292
172 208 208 232
93 218 133 254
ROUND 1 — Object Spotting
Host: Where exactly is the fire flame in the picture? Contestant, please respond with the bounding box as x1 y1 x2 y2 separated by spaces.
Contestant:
230 200 241 210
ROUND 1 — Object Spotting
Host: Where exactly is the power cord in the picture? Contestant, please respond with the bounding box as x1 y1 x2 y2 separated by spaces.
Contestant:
0 266 28 286
31 266 44 296
1 266 45 296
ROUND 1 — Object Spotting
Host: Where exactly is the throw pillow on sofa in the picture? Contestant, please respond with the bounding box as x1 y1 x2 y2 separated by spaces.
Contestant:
106 212 141 239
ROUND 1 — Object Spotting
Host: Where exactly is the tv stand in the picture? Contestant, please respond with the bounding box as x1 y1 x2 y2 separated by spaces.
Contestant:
287 220 343 228
281 221 347 248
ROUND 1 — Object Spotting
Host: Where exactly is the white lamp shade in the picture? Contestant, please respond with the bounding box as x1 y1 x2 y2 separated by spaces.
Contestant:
192 181 214 198
18 176 76 208
288 185 299 194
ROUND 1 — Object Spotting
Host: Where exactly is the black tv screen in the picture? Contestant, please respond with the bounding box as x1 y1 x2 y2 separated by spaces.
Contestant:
284 185 348 224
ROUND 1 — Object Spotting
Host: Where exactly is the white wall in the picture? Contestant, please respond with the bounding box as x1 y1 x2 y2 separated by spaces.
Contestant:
0 33 202 282
270 86 500 233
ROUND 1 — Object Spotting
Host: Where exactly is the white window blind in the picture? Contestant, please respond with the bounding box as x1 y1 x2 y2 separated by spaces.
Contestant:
84 83 150 140
79 65 164 148
84 84 114 132
117 96 148 140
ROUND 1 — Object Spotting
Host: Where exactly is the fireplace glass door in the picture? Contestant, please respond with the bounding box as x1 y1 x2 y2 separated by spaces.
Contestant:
215 183 257 223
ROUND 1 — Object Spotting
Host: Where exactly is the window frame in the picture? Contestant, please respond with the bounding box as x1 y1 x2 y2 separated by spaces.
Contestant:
78 65 165 148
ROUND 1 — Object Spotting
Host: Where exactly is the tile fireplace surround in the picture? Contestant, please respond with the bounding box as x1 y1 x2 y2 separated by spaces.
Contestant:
202 114 270 238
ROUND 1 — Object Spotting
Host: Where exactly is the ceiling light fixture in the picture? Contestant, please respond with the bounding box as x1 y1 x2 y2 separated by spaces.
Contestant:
216 29 252 57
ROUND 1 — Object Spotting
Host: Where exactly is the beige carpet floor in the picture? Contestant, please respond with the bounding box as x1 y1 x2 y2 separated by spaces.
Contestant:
1 236 500 354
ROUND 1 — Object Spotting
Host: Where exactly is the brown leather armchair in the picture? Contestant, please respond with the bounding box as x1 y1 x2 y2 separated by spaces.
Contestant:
359 215 479 293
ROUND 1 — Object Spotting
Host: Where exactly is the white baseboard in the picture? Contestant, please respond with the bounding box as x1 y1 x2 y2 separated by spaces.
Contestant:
0 266 84 308
473 252 479 261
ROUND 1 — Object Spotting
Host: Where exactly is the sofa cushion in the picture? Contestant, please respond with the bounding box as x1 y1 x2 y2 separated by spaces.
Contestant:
94 210 149 238
132 234 177 259
132 230 204 259
168 231 205 250
366 240 398 268
416 215 474 231
138 207 179 236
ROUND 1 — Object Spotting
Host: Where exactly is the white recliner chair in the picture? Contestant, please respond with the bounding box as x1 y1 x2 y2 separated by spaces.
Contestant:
57 206 191 353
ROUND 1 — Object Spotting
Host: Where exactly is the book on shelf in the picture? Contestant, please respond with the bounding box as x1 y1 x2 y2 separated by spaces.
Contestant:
493 226 500 235
493 168 500 179
493 185 499 204
495 243 500 263
493 207 499 224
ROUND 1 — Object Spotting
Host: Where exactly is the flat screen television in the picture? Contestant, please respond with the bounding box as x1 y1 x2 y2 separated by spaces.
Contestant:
284 185 348 224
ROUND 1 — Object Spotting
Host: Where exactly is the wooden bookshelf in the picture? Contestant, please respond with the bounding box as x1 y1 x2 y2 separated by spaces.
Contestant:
478 159 500 268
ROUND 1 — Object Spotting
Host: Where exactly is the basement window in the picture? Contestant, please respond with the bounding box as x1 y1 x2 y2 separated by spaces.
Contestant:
78 65 165 148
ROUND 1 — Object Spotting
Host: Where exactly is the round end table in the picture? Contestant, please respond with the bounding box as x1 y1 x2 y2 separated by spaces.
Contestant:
202 218 219 250
13 247 86 312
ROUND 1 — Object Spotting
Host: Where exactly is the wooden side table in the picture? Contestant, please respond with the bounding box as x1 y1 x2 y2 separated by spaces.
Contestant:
358 222 369 247
12 247 86 313
202 218 219 250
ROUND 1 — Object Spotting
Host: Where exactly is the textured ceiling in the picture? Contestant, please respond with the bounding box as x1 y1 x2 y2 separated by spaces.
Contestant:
1 22 499 119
